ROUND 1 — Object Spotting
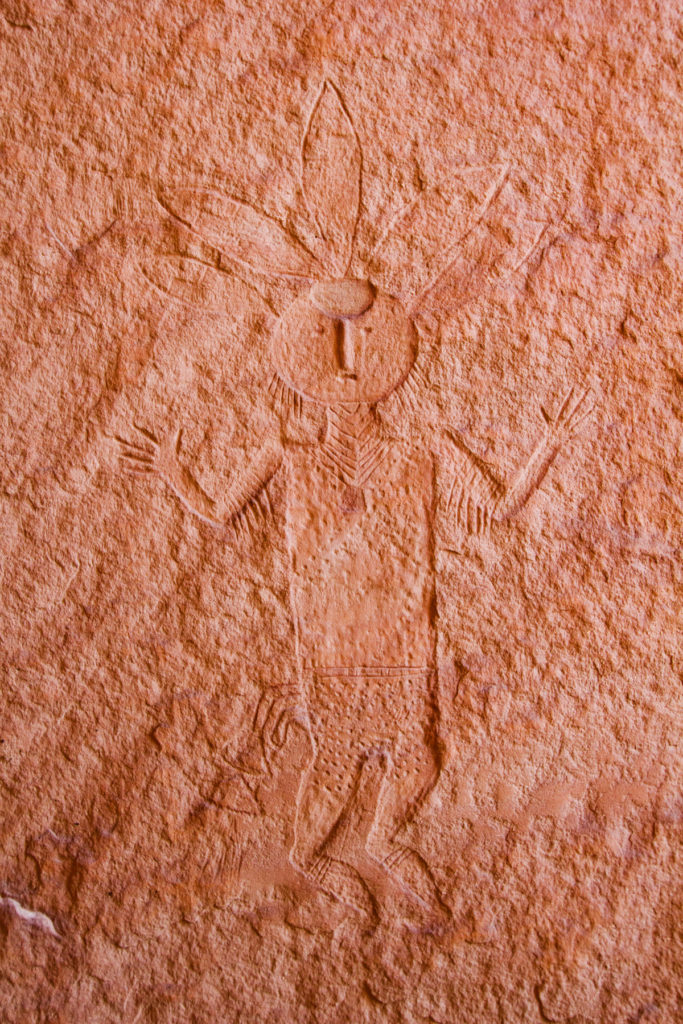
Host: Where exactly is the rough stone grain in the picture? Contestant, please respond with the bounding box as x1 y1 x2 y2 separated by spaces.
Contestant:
0 1 681 1022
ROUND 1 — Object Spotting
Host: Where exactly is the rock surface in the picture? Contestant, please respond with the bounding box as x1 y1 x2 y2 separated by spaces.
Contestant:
0 1 681 1022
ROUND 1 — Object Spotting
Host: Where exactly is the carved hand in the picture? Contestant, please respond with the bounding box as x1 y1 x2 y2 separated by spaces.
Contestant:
494 385 596 521
542 386 595 451
114 426 283 529
115 424 183 487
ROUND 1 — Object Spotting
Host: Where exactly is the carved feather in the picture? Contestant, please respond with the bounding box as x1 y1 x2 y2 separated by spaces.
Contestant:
138 253 274 314
301 80 362 277
158 188 322 280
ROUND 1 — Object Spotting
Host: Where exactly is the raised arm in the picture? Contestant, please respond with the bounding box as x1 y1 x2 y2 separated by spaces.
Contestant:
498 387 593 519
443 386 593 535
114 425 283 531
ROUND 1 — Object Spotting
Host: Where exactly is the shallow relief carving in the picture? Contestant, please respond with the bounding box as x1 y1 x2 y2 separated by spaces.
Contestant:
114 81 593 929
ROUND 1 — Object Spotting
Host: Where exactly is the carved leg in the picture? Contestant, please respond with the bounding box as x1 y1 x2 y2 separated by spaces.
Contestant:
365 681 448 920
289 739 375 920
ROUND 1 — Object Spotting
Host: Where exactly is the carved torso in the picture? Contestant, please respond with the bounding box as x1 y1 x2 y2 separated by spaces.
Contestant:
284 405 436 673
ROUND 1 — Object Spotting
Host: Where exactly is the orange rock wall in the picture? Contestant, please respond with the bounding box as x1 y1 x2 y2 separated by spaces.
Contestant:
0 1 680 1022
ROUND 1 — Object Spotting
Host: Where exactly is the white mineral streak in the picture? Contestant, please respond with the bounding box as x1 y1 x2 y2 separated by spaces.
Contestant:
1 897 60 938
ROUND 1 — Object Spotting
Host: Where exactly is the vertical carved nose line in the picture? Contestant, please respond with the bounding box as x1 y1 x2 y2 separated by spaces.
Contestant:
335 320 356 378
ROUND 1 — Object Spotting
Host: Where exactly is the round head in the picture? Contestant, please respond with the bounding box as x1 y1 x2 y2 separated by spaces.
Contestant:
271 279 416 405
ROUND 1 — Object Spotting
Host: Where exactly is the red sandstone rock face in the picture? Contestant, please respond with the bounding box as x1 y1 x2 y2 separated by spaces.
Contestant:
0 2 681 1022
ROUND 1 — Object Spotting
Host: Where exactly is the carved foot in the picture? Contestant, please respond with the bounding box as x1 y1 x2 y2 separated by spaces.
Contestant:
307 854 377 925
380 845 451 929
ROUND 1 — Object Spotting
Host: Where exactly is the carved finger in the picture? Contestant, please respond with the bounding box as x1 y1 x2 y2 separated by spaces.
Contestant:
261 488 274 516
566 389 593 424
254 691 295 734
272 707 295 749
252 692 283 746
259 697 289 763
564 386 589 417
455 489 465 528
230 511 247 540
484 478 500 505
451 461 466 489
255 701 277 769
113 434 153 455
120 463 155 477
264 699 289 744
244 501 261 531
133 423 159 445
236 513 250 539
554 386 575 426
445 473 457 512
568 394 593 423
466 463 478 490
565 405 595 436
560 392 593 435
120 450 154 465
120 455 154 469
252 693 269 734
577 398 595 421
260 701 281 752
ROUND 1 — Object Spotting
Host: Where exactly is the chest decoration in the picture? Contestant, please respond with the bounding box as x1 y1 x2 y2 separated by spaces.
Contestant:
317 405 391 510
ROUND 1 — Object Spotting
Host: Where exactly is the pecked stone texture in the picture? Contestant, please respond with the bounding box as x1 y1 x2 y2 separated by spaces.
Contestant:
0 1 681 1022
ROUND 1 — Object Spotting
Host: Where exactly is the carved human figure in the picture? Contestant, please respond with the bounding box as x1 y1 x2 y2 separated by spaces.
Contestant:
116 83 592 923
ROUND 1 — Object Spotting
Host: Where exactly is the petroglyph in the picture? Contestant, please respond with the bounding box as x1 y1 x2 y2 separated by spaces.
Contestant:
113 80 594 926
2 6 680 1022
